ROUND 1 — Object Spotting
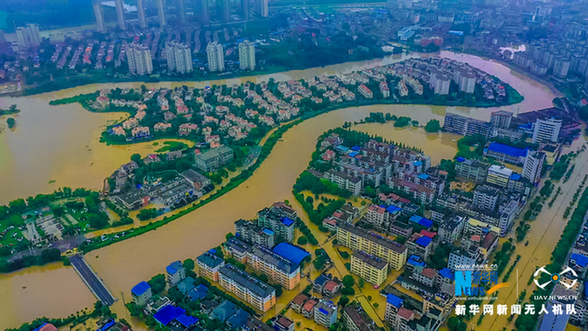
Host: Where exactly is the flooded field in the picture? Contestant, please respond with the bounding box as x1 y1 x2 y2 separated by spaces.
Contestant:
0 50 560 330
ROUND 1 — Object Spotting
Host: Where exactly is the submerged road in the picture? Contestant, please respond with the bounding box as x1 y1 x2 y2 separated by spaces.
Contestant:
70 255 116 306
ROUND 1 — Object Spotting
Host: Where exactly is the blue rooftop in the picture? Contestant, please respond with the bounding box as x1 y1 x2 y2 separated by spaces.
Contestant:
318 308 329 315
272 242 310 264
386 205 401 214
336 145 349 152
417 173 430 180
351 146 361 151
349 151 359 157
153 305 185 326
96 321 115 331
510 173 522 180
571 253 588 268
415 236 433 247
413 161 423 166
33 323 48 331
175 314 199 328
166 261 183 275
487 142 529 158
456 156 466 162
262 228 274 236
226 309 250 328
439 267 454 280
409 215 433 228
407 255 425 267
281 217 295 226
131 281 151 296
386 294 403 308
188 284 209 301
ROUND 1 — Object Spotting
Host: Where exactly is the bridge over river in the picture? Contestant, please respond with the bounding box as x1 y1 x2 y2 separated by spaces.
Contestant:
69 255 116 306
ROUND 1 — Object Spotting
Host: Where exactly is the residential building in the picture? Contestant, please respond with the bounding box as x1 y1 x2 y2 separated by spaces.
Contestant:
93 0 106 32
532 117 562 143
115 0 126 30
194 146 234 172
257 202 297 242
406 232 433 260
448 247 482 271
473 185 500 211
235 219 275 248
239 41 256 70
197 0 210 24
314 300 338 328
444 113 493 138
455 157 489 183
157 0 167 26
176 0 186 24
486 165 514 188
180 169 211 191
218 264 276 312
166 260 186 285
429 71 451 95
523 151 546 184
484 142 529 165
16 24 41 49
302 300 318 319
291 294 309 313
350 251 388 286
131 281 152 306
207 42 225 72
490 110 513 129
247 245 301 290
127 44 153 75
412 268 437 287
259 0 269 17
271 315 295 331
342 304 378 331
137 0 147 29
166 42 193 74
337 222 407 270
197 251 226 281
323 170 362 196
224 237 250 263
384 294 404 326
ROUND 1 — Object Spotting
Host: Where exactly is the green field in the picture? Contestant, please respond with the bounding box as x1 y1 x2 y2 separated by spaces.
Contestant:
155 141 190 153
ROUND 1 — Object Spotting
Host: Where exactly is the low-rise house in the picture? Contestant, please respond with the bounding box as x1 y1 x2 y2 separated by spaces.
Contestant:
166 261 186 286
181 169 211 191
197 251 226 282
271 315 295 331
131 281 152 306
291 293 309 313
302 300 318 318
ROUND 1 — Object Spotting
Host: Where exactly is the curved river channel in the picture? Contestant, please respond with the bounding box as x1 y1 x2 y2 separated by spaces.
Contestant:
0 51 559 330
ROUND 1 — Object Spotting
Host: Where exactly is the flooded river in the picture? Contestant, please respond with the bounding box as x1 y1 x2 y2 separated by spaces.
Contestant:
0 51 558 330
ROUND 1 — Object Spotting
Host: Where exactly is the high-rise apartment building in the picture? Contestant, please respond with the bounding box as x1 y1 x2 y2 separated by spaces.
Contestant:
197 0 210 24
218 263 276 312
221 0 231 22
93 0 106 32
239 41 256 70
259 0 269 17
532 117 562 143
350 251 388 286
137 0 148 29
127 44 153 75
115 0 127 30
242 0 250 20
523 151 546 184
157 0 167 26
166 42 193 74
207 42 225 72
490 110 513 129
246 245 301 290
16 24 41 50
177 0 187 24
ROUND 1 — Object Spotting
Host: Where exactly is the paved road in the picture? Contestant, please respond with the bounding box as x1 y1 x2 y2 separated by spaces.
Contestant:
70 255 115 306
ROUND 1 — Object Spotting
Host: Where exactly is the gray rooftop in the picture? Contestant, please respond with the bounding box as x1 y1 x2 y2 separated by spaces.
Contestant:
219 264 275 298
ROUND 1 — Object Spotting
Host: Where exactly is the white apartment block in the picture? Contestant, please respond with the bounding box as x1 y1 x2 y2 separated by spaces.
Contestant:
207 42 225 72
127 44 153 75
239 41 256 70
166 42 193 74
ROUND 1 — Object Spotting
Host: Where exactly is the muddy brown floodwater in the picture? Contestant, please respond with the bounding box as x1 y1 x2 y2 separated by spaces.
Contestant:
0 51 558 330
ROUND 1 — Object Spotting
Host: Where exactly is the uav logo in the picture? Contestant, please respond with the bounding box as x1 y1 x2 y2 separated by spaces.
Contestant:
533 266 578 290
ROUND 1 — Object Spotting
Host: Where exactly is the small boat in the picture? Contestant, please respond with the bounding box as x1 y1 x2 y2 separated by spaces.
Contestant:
452 139 456 142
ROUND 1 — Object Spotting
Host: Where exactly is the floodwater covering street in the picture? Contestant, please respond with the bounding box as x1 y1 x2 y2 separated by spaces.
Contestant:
0 50 559 330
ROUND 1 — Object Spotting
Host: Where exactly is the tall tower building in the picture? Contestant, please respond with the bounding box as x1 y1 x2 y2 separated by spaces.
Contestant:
127 44 153 75
522 151 546 184
259 0 268 17
166 42 193 74
490 110 513 129
157 0 167 26
15 24 41 50
198 0 210 24
238 41 255 70
177 0 187 24
532 117 562 143
93 0 106 32
221 0 231 22
242 0 249 20
137 0 148 29
115 0 127 30
207 42 225 72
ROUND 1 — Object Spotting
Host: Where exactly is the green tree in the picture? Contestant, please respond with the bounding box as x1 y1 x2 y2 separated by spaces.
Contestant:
424 119 441 132
183 258 195 271
338 296 350 307
342 275 355 288
297 236 308 245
